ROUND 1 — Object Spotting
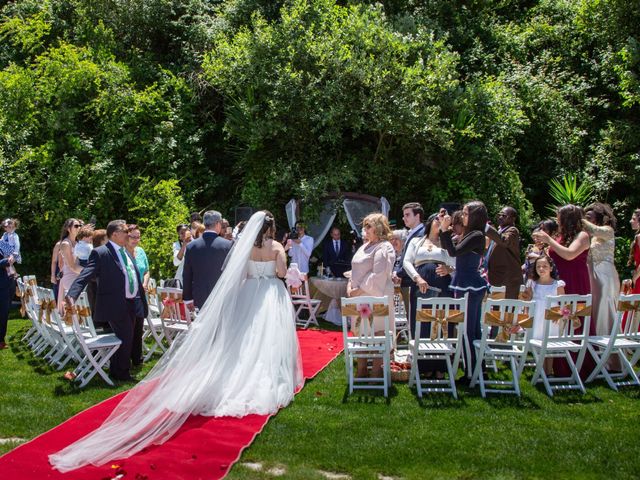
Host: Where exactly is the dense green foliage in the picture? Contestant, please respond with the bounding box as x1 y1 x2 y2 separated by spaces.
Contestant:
0 0 639 277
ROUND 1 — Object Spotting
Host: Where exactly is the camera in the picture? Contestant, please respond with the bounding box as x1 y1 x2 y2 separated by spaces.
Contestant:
289 228 299 240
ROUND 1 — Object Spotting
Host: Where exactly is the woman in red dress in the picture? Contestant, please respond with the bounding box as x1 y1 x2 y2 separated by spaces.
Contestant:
532 205 593 377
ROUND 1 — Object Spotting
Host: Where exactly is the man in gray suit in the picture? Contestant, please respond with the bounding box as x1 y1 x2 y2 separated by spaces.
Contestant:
183 210 233 311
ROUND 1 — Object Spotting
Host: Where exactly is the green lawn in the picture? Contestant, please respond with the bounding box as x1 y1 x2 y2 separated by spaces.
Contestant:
1 314 639 479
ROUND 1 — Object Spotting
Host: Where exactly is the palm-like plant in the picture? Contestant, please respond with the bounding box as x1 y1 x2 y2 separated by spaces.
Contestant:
546 174 595 214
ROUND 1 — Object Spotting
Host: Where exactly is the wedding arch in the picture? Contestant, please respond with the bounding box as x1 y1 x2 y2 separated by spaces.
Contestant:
285 193 390 248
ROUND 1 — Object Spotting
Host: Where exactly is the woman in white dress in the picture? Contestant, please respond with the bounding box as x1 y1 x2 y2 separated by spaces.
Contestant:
50 211 303 472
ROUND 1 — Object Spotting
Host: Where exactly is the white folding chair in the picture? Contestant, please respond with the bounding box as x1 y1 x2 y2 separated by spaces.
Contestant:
141 279 166 360
529 294 592 396
16 277 38 345
289 278 321 328
68 305 122 387
393 286 410 348
341 296 392 397
586 294 640 390
408 295 467 399
471 298 536 397
157 287 191 345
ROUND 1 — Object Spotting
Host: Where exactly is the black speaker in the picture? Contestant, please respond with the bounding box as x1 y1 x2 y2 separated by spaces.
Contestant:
234 206 254 225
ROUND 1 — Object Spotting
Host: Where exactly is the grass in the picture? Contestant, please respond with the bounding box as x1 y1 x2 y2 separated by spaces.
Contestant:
2 312 640 479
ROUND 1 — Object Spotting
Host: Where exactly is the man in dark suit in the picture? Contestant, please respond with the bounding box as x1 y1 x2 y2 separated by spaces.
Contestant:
183 210 233 311
393 202 426 316
66 220 148 381
0 249 16 349
485 206 523 299
322 227 352 278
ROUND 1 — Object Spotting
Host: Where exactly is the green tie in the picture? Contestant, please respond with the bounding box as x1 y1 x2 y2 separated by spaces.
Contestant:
119 247 135 295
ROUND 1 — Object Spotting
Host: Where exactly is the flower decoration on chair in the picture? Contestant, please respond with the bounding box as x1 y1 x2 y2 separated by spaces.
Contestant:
285 266 303 293
341 303 388 330
618 299 640 312
545 304 591 331
484 310 533 343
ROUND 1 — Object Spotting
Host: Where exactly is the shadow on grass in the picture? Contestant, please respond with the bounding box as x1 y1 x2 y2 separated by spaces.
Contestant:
414 391 468 410
341 384 398 404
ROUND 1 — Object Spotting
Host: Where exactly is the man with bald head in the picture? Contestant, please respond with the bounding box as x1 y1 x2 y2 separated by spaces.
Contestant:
485 206 523 299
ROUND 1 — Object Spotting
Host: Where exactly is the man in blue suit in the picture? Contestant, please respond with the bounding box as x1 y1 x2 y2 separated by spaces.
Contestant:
322 227 352 278
66 220 148 381
183 210 233 311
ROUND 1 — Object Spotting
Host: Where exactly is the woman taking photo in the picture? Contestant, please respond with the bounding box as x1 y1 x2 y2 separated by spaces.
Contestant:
439 201 489 378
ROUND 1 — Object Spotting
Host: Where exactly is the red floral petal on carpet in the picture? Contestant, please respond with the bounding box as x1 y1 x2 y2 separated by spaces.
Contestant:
0 329 343 480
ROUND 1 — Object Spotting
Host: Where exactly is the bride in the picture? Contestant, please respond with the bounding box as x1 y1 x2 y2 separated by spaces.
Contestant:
50 211 303 472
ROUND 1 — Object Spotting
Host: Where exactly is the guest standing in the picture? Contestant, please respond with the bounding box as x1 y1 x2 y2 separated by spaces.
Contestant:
57 219 83 313
532 204 593 377
182 211 233 311
627 209 640 294
485 206 523 299
404 212 454 376
0 246 16 349
87 229 108 318
126 224 150 365
322 227 352 278
439 201 490 378
285 221 314 274
66 220 148 381
172 224 191 286
347 213 396 378
393 202 426 320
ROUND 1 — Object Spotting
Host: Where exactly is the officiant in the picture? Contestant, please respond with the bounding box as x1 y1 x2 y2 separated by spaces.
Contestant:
322 227 352 278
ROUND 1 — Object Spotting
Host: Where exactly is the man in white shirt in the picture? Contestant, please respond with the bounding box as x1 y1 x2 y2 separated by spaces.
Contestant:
285 221 314 274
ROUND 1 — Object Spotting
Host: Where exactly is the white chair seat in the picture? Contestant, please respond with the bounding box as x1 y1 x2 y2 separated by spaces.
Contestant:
85 334 121 348
410 340 454 354
588 336 640 348
530 339 584 351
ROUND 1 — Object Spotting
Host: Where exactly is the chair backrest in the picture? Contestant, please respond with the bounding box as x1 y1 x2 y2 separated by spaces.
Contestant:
415 295 467 343
289 277 311 300
35 286 57 327
481 298 536 345
619 293 640 339
393 286 407 318
340 295 390 342
75 291 97 336
487 285 506 300
157 286 190 326
146 277 159 310
543 294 592 341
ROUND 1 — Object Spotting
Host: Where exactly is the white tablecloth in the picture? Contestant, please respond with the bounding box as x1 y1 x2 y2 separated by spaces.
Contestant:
310 277 348 325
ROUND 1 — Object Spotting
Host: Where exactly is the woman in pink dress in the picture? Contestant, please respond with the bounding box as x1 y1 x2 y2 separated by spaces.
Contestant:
628 209 640 294
56 219 83 313
532 204 593 377
347 213 395 378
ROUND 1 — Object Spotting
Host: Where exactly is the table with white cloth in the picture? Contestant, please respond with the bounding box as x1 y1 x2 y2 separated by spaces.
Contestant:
310 277 348 325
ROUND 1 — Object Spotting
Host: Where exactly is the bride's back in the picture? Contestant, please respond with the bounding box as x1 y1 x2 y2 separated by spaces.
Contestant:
250 239 287 277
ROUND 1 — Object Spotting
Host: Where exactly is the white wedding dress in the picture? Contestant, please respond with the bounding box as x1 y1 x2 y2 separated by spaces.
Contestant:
50 212 303 472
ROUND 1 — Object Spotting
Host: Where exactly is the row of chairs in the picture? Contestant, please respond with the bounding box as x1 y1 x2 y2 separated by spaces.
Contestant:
16 276 197 387
341 292 640 398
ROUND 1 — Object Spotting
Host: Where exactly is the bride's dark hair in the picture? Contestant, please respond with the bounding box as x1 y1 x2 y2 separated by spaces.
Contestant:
254 210 276 247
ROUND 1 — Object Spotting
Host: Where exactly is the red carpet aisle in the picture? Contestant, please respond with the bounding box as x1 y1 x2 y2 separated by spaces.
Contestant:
0 329 343 480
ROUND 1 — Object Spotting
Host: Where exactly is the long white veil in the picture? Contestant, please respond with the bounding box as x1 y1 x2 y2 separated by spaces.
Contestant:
50 211 269 472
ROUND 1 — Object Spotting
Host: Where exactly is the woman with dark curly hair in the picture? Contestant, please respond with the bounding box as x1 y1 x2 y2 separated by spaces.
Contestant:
533 204 593 377
533 204 590 295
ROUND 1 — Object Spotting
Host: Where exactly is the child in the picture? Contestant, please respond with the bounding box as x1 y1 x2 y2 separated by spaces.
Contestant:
1 218 21 277
522 254 565 374
74 224 94 267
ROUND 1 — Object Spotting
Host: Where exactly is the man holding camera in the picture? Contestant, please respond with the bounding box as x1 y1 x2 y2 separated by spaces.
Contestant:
285 221 314 274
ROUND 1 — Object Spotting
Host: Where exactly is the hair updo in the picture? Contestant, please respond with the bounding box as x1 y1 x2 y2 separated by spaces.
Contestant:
254 210 276 248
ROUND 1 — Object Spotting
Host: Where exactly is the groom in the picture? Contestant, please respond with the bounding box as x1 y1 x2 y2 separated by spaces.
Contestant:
65 220 148 381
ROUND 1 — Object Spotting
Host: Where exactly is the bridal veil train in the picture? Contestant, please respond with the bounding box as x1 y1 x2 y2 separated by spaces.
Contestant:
50 211 303 472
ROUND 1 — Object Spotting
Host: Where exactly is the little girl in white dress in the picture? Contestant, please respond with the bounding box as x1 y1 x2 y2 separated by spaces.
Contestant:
522 254 565 374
